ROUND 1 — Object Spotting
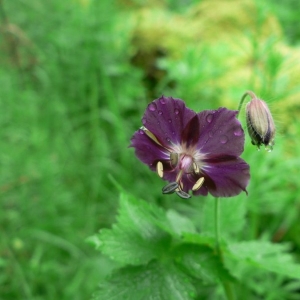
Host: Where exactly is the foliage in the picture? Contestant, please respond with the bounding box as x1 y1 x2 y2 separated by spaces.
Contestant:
91 194 300 299
1 0 300 299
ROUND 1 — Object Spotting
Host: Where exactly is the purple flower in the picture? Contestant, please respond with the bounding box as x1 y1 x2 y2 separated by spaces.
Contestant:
130 96 250 198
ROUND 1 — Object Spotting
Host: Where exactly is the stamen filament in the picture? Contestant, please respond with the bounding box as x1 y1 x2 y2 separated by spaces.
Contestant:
175 169 184 183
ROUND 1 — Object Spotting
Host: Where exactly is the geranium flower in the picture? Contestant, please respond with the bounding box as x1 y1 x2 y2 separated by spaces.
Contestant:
130 96 250 198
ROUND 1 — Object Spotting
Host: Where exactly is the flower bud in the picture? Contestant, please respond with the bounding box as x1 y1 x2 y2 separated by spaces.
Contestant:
246 97 275 151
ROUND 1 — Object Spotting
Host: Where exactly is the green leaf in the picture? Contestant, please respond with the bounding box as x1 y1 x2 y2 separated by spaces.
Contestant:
116 193 172 236
95 193 172 265
92 260 196 300
166 209 197 236
200 197 246 239
226 241 300 279
176 244 234 284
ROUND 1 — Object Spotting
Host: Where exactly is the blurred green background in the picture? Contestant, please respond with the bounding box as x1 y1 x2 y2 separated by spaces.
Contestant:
1 0 300 299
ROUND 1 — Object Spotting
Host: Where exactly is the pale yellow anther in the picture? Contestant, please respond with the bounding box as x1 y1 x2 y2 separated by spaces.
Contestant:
192 177 205 191
156 161 164 178
170 152 179 167
193 162 200 174
141 126 163 147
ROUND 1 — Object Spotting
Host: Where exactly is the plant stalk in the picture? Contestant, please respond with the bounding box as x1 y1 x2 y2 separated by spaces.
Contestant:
214 197 221 255
237 90 257 118
214 197 236 300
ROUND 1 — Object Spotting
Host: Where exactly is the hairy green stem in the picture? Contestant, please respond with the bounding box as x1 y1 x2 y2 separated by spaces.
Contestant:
237 90 257 118
214 197 236 300
222 282 236 300
214 197 221 255
0 0 8 21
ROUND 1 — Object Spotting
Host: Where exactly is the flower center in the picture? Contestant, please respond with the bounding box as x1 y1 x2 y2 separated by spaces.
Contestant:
179 154 193 171
158 151 205 199
174 153 195 188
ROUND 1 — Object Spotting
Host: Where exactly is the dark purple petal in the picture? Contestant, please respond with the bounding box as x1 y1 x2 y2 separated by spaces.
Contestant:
181 115 200 148
196 108 245 157
159 167 177 184
130 129 170 171
141 96 196 146
194 156 250 197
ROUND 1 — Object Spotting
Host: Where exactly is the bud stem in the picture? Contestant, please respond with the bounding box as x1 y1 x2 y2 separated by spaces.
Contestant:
237 90 257 118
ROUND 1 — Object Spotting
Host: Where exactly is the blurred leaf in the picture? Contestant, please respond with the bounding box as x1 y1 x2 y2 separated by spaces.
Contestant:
166 209 197 236
226 241 300 279
92 260 196 300
176 244 234 284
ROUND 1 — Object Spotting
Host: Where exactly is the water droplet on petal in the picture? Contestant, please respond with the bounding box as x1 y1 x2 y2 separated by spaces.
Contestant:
148 103 157 111
174 108 179 115
142 117 147 125
208 130 214 137
220 135 228 144
138 129 144 134
234 127 243 136
159 97 166 104
158 110 163 115
206 114 213 123
168 119 172 123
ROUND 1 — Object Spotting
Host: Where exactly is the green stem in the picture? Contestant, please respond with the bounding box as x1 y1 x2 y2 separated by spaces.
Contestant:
237 90 257 118
0 0 8 22
214 197 236 300
222 282 236 300
214 197 221 255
